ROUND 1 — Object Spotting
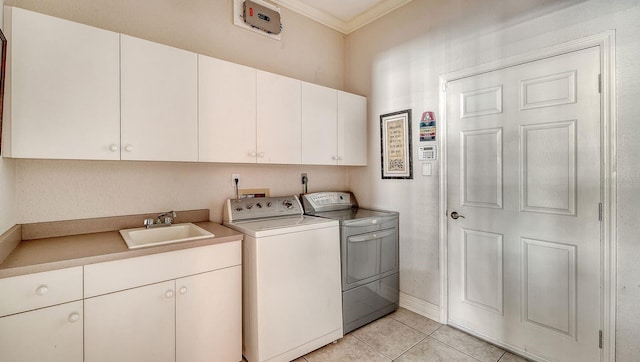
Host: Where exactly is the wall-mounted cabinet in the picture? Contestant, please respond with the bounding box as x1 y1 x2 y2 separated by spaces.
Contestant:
301 82 338 165
2 6 120 160
199 55 257 163
121 35 198 162
256 71 302 164
2 6 367 166
301 84 368 166
338 91 367 166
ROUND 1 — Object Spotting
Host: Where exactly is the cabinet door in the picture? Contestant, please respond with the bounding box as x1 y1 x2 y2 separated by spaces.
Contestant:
338 91 367 166
256 71 301 164
121 35 198 162
199 55 257 163
0 301 83 362
301 82 338 165
84 281 175 362
4 7 120 160
176 266 242 362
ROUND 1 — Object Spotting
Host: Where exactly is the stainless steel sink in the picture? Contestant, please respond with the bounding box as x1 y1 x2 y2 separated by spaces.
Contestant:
119 223 214 249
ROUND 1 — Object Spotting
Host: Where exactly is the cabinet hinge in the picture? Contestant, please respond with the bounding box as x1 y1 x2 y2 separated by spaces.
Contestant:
599 203 603 221
598 74 602 93
599 330 603 349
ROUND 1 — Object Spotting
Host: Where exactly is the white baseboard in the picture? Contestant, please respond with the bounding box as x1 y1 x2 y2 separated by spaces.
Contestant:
399 292 442 323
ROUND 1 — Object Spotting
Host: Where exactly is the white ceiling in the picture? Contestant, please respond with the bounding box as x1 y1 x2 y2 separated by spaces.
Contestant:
270 0 414 34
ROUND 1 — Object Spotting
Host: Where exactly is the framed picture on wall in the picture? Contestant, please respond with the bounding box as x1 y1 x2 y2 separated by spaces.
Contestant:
380 109 413 179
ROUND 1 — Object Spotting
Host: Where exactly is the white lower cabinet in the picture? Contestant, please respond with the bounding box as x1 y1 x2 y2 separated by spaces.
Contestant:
85 266 241 362
0 301 83 362
84 280 175 362
176 266 242 362
84 241 242 362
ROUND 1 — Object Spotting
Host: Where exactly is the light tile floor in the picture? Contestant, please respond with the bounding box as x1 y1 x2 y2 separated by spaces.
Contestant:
292 308 531 362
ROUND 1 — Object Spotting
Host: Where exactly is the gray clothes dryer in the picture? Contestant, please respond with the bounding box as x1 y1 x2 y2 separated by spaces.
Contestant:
302 192 399 334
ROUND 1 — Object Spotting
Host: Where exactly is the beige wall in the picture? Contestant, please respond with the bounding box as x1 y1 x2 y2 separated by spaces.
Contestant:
0 158 16 231
345 0 640 360
16 160 346 223
0 0 17 233
5 0 345 89
0 0 350 225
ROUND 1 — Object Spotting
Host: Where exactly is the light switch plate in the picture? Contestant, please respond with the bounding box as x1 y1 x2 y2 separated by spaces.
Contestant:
422 163 432 176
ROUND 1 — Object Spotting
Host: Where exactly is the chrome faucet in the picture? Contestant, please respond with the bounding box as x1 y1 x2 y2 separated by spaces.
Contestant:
144 211 177 229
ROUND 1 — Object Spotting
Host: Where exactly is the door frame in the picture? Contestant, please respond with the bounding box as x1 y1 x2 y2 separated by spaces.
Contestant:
438 31 617 362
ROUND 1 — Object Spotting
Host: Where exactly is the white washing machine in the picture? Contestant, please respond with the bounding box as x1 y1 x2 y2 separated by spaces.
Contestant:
223 196 343 362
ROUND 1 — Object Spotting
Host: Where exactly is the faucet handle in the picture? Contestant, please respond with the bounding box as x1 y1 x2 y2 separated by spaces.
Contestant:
144 218 154 228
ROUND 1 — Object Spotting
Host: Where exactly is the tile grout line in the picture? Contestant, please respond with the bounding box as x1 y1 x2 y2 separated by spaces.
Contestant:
427 334 493 362
348 316 431 361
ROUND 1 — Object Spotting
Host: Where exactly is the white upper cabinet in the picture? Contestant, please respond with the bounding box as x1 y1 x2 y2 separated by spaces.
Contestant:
301 82 338 165
3 6 120 160
338 91 367 166
301 84 367 166
256 71 301 164
2 7 367 165
199 55 257 163
121 35 198 162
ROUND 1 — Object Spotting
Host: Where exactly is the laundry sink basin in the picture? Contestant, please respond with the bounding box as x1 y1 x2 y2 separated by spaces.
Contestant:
119 223 214 249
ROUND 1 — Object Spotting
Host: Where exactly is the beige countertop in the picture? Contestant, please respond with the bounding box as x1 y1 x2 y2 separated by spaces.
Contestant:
0 210 243 279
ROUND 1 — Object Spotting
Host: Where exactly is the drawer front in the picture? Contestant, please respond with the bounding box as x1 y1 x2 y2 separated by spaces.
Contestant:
0 267 83 317
84 241 241 298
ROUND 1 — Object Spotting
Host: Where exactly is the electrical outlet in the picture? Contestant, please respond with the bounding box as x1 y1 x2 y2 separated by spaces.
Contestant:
232 174 240 188
301 173 308 184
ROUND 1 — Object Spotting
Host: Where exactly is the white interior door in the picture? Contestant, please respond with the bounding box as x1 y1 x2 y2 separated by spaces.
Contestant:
446 46 602 362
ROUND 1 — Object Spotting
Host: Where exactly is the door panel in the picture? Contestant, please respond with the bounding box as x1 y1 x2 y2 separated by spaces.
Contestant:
462 229 503 315
447 46 601 362
522 237 576 339
461 128 503 208
521 121 576 215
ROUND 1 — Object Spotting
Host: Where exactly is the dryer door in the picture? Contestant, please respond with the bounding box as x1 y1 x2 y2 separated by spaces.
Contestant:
343 228 397 290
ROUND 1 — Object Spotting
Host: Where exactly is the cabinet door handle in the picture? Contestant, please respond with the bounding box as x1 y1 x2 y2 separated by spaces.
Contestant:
124 144 134 152
35 285 49 296
68 312 80 323
109 144 119 152
179 287 188 295
165 290 174 298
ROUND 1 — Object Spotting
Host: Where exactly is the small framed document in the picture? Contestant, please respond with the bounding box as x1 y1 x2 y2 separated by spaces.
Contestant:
380 109 413 179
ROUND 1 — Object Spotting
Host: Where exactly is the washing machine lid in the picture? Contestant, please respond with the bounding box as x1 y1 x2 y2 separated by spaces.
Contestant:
224 215 337 238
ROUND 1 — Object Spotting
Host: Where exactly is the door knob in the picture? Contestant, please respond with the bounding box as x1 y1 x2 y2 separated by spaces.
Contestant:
450 211 465 220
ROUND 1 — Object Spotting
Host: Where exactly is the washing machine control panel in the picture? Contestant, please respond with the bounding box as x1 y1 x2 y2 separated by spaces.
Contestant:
224 196 303 222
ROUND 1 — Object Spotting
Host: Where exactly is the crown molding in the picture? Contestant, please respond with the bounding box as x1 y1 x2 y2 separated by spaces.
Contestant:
271 0 413 34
